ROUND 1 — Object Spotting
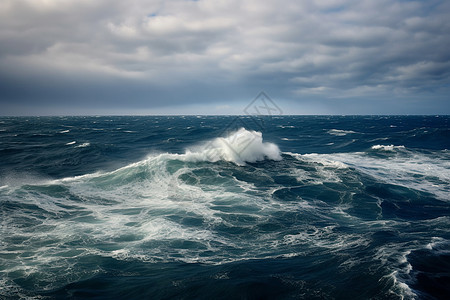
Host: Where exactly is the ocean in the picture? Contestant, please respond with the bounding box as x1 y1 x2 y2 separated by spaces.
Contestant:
0 115 449 299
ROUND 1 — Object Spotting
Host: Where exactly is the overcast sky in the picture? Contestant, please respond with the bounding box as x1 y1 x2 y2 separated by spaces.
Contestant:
0 0 449 115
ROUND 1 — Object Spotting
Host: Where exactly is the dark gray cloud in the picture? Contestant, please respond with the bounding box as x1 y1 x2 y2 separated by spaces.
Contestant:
0 0 449 115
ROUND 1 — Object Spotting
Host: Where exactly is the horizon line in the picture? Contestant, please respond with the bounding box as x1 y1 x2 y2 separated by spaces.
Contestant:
0 114 448 117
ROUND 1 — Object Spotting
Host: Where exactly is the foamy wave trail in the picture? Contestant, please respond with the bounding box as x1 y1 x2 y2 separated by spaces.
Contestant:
288 146 450 200
327 129 357 136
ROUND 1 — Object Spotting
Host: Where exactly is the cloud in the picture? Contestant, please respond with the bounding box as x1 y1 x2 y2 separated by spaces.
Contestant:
0 0 449 114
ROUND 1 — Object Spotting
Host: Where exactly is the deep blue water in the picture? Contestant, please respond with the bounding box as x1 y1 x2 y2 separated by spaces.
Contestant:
0 115 449 299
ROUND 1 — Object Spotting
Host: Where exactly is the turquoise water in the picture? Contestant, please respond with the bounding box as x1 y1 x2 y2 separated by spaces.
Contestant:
0 116 449 299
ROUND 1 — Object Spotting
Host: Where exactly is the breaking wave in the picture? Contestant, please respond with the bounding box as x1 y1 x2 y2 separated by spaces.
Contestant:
181 128 282 165
1 117 449 299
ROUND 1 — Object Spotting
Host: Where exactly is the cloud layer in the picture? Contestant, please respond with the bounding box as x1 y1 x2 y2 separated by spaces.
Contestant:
1 0 449 114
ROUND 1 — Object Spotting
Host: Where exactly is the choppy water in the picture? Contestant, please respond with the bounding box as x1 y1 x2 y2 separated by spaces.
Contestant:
0 116 449 299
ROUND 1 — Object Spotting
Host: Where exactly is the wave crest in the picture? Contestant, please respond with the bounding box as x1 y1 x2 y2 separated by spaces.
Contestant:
182 128 282 165
371 145 405 151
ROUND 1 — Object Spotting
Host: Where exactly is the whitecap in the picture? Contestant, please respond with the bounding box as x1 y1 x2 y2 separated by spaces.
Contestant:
65 141 76 145
290 152 348 169
75 142 90 148
182 128 282 165
284 152 348 185
371 144 405 151
289 149 450 200
327 129 357 136
376 246 418 299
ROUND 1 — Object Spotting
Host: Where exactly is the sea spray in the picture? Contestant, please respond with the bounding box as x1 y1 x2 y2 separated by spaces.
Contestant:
183 128 282 165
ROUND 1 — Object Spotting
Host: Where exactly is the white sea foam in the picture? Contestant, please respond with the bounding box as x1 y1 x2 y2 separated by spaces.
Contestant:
289 149 450 200
59 129 70 133
287 152 348 169
65 141 76 145
425 237 449 254
284 152 348 185
75 142 90 148
327 129 357 136
375 245 419 299
182 128 282 165
282 225 370 251
371 144 405 151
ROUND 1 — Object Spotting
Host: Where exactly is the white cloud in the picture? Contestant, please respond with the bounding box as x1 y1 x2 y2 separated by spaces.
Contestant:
0 0 449 113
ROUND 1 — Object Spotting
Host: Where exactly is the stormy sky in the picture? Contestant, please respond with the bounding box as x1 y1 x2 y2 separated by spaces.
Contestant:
0 0 449 115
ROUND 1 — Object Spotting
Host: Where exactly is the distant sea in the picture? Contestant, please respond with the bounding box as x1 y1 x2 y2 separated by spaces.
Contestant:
0 116 449 299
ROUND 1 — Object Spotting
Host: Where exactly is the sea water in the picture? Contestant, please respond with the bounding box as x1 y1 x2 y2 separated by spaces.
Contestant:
0 116 449 299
